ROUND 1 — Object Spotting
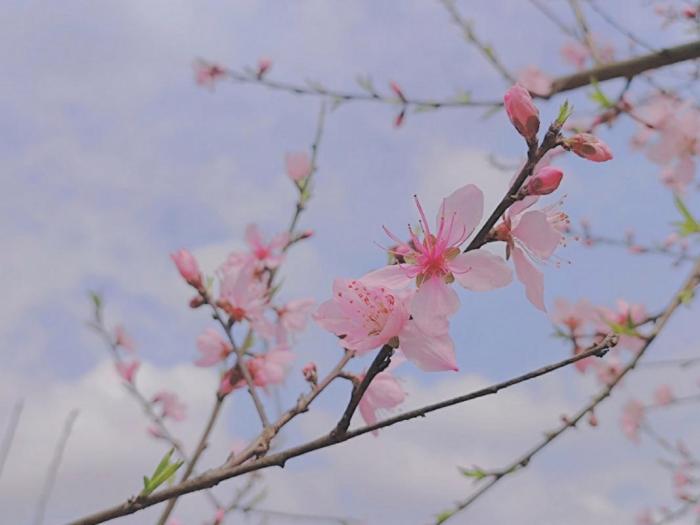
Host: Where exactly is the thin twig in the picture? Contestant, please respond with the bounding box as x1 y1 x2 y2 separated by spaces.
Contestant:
0 399 23 480
439 0 516 84
34 410 79 525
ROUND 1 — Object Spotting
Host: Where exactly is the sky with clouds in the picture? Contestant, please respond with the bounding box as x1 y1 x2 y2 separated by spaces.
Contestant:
1 1 700 524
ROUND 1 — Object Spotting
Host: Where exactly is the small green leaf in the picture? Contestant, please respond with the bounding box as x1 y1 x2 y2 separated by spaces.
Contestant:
588 79 613 109
556 100 573 126
140 449 183 496
436 510 454 524
673 195 700 237
459 466 487 480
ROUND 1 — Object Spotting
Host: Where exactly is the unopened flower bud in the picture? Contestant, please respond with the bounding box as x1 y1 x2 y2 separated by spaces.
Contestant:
526 166 564 195
189 295 206 309
588 411 598 427
504 84 540 141
565 133 613 162
285 152 311 182
302 362 318 385
257 57 272 79
171 249 203 289
389 80 406 102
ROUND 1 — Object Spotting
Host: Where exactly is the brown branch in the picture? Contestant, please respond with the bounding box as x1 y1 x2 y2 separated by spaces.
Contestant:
332 344 394 437
0 399 23 480
34 409 79 525
433 256 700 523
547 40 700 97
66 336 616 525
465 119 562 252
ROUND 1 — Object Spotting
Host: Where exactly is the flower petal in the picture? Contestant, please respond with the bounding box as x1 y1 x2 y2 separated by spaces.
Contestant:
512 210 561 259
411 276 459 334
361 265 413 289
449 250 513 291
438 184 484 245
512 246 545 311
399 320 458 372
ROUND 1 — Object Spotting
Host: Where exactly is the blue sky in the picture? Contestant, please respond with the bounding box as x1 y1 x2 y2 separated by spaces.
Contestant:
1 1 699 524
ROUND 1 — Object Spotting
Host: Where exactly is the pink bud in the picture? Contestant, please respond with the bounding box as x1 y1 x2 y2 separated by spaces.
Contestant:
170 249 203 289
504 84 540 141
389 80 406 102
302 362 318 385
565 133 613 162
526 166 564 195
285 152 312 182
257 57 272 78
114 325 135 352
300 229 314 240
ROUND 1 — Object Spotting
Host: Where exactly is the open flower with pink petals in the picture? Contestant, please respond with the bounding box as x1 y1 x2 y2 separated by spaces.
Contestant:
361 184 512 334
621 399 645 443
193 59 227 89
314 279 458 371
273 298 315 343
217 261 268 323
494 197 568 311
195 328 233 367
248 345 295 388
245 224 289 269
152 391 186 422
115 360 140 384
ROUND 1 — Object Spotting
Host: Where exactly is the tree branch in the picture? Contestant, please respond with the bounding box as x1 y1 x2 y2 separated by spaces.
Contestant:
66 336 617 525
0 399 23 480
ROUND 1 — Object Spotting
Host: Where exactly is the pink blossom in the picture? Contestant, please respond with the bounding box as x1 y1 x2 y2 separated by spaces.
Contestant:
115 360 140 384
495 199 568 310
358 367 407 433
285 151 312 182
314 279 458 371
147 425 167 439
171 249 203 289
621 399 645 442
565 133 613 162
248 346 295 388
114 325 135 352
315 279 409 353
653 384 674 406
193 59 227 89
504 84 540 141
213 507 226 524
217 261 268 323
195 328 232 367
219 345 295 395
274 298 315 342
152 391 186 421
245 224 289 269
166 518 183 525
551 298 596 336
362 185 512 334
596 358 623 386
598 300 647 353
525 166 564 195
517 66 553 97
257 56 272 78
561 41 589 70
